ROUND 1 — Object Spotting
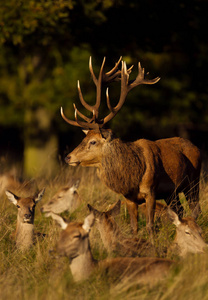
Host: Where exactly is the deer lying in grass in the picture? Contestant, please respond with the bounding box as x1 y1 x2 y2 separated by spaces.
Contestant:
88 201 207 257
61 57 201 236
167 205 208 256
45 211 174 285
88 200 153 257
40 180 81 214
5 189 45 251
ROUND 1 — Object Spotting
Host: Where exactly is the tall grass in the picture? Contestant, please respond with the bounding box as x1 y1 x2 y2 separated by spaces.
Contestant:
0 165 208 300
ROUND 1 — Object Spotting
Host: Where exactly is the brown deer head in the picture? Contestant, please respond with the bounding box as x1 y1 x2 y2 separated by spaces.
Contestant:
41 180 81 214
6 189 45 224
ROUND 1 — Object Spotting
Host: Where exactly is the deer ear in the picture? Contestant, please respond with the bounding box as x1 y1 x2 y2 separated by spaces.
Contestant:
108 200 121 217
192 203 201 220
5 190 19 206
82 213 95 232
100 129 115 141
87 204 99 218
70 179 80 193
167 207 181 227
82 130 89 135
87 204 93 212
35 188 45 203
45 212 68 230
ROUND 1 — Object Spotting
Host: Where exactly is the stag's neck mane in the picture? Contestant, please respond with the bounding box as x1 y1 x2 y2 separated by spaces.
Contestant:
99 138 146 195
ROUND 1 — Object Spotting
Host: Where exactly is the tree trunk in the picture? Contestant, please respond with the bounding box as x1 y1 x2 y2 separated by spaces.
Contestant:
24 107 58 177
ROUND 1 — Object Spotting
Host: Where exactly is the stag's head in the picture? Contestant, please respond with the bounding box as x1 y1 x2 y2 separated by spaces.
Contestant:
6 189 45 224
61 57 160 167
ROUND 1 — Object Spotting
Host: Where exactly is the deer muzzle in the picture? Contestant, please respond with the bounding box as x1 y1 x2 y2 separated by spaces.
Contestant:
23 214 33 223
65 155 80 166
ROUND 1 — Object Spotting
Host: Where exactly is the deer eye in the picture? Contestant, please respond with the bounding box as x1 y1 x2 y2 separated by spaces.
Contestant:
185 231 191 235
89 140 96 145
16 205 20 208
73 234 81 239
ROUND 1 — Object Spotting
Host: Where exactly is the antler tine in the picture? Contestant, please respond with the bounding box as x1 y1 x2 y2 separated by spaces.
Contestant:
60 107 98 129
103 56 122 83
106 88 113 112
103 57 133 83
102 61 129 125
105 56 122 76
74 106 99 129
73 103 92 123
94 57 106 118
77 80 94 112
128 62 160 91
89 56 98 85
60 107 82 127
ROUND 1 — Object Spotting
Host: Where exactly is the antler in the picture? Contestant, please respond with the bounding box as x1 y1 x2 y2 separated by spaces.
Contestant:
61 57 160 129
102 61 160 125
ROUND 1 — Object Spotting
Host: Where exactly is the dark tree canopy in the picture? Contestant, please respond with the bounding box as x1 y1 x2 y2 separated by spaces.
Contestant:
0 0 208 170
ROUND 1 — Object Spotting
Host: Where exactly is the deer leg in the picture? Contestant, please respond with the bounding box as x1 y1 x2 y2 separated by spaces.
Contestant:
145 194 156 237
125 199 138 235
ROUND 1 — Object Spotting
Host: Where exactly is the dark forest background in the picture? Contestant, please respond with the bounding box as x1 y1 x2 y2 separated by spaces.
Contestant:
0 0 208 176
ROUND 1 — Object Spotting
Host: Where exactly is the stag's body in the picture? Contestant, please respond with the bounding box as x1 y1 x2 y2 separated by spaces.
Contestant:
6 189 45 250
46 212 174 285
61 57 201 234
68 129 201 234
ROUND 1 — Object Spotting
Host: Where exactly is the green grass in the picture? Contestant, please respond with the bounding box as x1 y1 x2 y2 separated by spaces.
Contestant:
1 165 208 300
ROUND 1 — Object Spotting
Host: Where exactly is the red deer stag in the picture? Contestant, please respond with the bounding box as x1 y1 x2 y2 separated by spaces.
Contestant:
45 211 174 286
61 57 201 236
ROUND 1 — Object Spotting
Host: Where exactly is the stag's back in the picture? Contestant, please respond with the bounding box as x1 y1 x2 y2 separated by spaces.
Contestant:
155 137 201 179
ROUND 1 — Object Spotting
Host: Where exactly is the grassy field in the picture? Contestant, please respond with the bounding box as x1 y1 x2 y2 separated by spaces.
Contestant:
1 165 208 300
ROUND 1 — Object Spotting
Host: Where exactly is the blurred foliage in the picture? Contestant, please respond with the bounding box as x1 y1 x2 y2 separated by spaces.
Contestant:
0 0 208 160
